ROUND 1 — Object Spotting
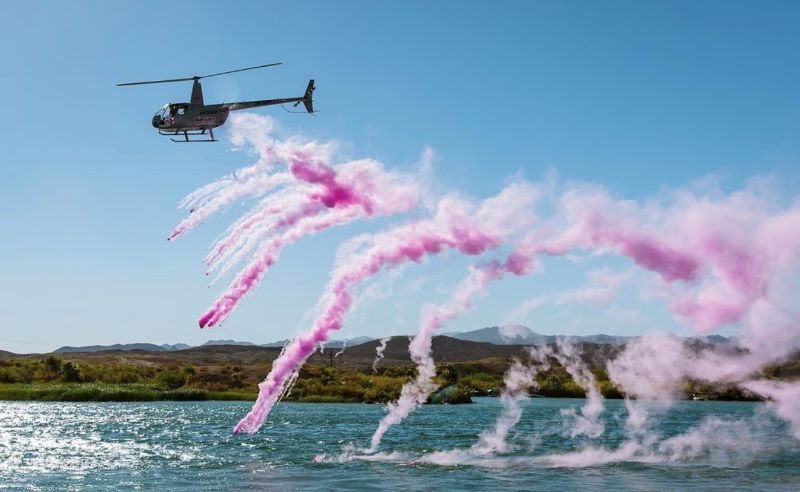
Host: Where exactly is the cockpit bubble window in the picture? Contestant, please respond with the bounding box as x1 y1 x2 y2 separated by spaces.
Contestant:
168 103 188 117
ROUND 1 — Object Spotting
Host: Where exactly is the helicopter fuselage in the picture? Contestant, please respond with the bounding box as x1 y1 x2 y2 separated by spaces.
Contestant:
152 103 230 132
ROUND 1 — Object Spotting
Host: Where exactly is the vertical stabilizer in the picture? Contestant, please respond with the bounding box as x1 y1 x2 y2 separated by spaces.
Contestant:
302 79 315 113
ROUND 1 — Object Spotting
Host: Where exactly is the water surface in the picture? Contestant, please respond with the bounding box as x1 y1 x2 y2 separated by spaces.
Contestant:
1 398 797 490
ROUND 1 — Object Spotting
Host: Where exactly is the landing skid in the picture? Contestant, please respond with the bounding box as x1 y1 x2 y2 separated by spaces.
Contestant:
160 128 217 143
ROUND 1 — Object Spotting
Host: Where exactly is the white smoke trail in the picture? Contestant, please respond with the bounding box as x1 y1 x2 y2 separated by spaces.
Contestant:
413 347 551 465
372 337 391 373
365 264 518 453
742 379 800 439
552 338 605 439
539 415 769 468
470 347 552 455
172 119 800 443
334 341 346 358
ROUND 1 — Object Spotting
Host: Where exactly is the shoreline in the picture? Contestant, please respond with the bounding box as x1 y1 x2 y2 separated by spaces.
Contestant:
0 382 763 403
1 353 777 404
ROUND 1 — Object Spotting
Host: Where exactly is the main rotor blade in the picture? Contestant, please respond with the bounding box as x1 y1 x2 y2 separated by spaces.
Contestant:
116 77 196 87
116 63 282 87
199 62 282 80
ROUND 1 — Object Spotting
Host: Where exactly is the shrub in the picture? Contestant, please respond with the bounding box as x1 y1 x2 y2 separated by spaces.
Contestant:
60 361 82 382
157 369 188 390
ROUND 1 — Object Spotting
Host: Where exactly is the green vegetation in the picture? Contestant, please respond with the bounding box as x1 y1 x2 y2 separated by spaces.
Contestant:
429 384 472 404
0 357 258 401
0 382 256 402
290 366 406 403
447 362 623 399
0 352 774 403
0 356 616 403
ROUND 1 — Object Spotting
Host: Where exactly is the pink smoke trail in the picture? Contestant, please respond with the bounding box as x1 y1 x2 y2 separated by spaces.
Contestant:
365 193 710 452
203 194 321 282
197 161 414 327
199 205 366 327
559 186 800 334
168 113 423 327
168 172 295 241
494 185 800 377
367 181 800 450
198 154 423 327
170 114 335 241
232 184 539 433
171 120 800 443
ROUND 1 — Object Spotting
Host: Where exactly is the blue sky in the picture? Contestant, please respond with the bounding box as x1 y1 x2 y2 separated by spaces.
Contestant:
1 1 799 353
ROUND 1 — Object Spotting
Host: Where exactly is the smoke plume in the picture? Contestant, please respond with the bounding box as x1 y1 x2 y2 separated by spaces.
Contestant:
171 116 800 443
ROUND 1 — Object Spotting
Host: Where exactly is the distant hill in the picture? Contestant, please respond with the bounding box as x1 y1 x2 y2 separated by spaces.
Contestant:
446 325 729 346
260 336 374 349
201 339 258 347
340 335 528 365
304 335 625 371
30 327 730 356
703 335 732 345
36 336 534 370
260 339 289 348
49 337 376 355
54 343 170 353
446 325 554 345
5 334 753 377
161 343 192 351
326 336 374 348
54 342 193 353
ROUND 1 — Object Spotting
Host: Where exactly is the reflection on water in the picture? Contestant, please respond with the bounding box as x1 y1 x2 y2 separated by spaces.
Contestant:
1 399 798 490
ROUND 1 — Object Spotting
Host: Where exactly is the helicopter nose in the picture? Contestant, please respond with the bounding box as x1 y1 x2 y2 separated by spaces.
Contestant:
152 115 161 128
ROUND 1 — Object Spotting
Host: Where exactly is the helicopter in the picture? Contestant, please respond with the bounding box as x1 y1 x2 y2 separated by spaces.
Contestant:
117 63 315 142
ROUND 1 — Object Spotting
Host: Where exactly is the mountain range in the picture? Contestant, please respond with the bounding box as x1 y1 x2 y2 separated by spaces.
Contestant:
442 325 634 345
46 325 729 355
51 336 378 354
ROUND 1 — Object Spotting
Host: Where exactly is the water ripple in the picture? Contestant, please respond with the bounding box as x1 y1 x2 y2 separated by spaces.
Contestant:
0 399 797 490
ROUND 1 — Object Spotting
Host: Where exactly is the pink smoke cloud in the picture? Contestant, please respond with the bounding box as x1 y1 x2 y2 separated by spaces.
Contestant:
170 117 800 442
232 183 539 433
549 184 800 334
243 178 797 434
169 114 423 328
